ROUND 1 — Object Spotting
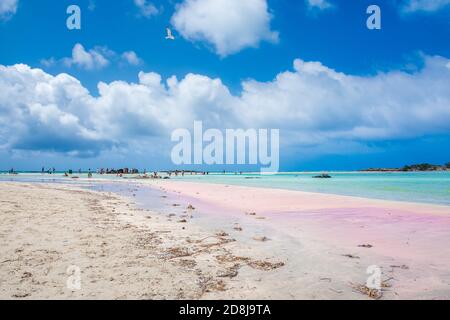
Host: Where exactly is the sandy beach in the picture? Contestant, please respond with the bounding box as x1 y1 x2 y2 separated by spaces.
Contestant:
0 182 288 299
2 0 450 305
1 179 450 299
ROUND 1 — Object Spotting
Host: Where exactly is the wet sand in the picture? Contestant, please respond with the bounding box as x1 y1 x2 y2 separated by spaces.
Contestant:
140 179 450 299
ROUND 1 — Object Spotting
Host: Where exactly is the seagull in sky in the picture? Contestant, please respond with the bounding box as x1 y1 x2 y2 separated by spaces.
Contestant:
165 27 175 40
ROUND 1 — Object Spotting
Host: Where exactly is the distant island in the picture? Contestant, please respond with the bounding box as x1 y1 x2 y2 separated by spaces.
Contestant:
362 163 450 172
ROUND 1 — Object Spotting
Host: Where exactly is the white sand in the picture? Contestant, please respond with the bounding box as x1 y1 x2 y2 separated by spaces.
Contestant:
0 182 300 300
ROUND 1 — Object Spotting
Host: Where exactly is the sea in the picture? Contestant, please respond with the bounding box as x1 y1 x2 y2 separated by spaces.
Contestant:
1 171 449 206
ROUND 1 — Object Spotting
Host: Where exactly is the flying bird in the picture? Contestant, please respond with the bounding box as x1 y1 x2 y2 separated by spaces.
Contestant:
165 27 175 40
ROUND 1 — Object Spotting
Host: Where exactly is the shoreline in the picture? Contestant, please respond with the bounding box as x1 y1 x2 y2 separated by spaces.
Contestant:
145 180 450 216
2 171 450 207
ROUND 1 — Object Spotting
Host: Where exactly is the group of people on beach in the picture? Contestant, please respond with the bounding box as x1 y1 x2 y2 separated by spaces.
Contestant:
30 167 245 179
167 170 214 176
8 167 246 177
41 167 56 174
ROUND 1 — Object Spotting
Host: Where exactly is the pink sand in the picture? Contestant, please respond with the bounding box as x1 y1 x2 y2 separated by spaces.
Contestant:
147 180 450 298
152 180 450 256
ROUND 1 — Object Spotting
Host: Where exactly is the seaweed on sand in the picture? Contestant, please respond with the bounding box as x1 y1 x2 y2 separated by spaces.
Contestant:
215 254 285 271
233 224 243 231
217 264 240 278
350 278 393 300
215 231 229 237
351 283 383 299
164 247 192 259
197 276 226 295
253 236 269 242
342 254 360 259
358 244 373 248
247 260 285 271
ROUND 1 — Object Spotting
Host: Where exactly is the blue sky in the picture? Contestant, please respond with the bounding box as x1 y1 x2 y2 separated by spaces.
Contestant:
0 0 450 171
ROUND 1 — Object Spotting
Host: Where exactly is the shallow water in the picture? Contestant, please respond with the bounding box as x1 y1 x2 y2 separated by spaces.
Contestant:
87 182 276 244
169 172 450 206
1 171 449 206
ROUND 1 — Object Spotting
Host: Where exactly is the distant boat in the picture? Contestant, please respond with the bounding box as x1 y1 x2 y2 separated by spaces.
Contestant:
313 174 332 179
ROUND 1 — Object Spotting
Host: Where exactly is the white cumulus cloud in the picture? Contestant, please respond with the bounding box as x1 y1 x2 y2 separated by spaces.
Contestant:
121 51 142 66
42 44 143 70
1 55 450 157
0 0 18 21
134 0 159 18
63 44 110 70
402 0 450 12
306 0 333 11
171 0 279 57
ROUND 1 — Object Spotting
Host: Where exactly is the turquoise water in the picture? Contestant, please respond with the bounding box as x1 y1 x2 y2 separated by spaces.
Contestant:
1 171 449 206
169 172 450 206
